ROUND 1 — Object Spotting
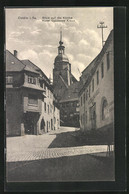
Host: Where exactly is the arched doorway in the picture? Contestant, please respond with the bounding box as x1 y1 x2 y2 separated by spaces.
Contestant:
41 118 45 133
101 97 108 120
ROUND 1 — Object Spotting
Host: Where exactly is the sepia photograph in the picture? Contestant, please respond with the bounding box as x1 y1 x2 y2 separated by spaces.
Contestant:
5 7 115 183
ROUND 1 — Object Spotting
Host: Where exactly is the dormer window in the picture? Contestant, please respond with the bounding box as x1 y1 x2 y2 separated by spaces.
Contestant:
28 76 36 84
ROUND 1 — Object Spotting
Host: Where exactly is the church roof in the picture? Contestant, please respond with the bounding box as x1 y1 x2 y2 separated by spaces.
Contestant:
59 81 80 102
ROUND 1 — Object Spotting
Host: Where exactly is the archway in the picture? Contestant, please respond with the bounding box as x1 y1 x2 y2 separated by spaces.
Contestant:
41 118 45 133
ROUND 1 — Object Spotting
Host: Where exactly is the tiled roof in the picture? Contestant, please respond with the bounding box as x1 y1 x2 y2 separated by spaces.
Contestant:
59 75 68 88
22 60 39 71
6 50 39 74
21 60 40 74
6 50 25 72
60 81 80 102
21 60 50 82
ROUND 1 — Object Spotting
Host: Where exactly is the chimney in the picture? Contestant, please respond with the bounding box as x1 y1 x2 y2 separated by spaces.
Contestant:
14 50 18 58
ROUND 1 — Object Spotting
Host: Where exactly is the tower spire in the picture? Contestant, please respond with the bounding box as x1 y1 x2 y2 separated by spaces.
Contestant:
59 27 63 46
60 27 62 42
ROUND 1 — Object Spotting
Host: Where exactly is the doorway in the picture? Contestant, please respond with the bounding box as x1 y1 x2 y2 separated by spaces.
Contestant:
24 112 39 135
90 103 96 130
92 110 96 129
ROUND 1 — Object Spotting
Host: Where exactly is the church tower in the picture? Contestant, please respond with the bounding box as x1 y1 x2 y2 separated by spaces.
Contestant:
53 30 71 100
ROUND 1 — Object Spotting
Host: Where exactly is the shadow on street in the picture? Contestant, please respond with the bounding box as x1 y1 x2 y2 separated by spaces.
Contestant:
7 153 114 182
48 130 108 148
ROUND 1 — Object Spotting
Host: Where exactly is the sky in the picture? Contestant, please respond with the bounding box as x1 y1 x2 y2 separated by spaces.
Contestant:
5 7 113 80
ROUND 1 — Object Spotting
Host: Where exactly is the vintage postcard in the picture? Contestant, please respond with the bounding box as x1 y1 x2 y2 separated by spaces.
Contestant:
5 7 115 184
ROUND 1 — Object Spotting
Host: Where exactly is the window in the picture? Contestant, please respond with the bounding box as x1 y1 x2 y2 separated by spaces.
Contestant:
92 79 94 92
83 113 84 124
81 115 82 124
51 104 52 113
39 80 43 88
81 96 82 106
48 104 49 114
107 52 110 70
101 62 104 78
85 111 87 123
28 76 36 84
97 70 99 85
86 90 88 101
89 85 91 97
54 117 56 124
42 83 44 89
83 93 85 103
6 76 13 84
28 94 38 105
43 83 46 90
44 102 46 112
102 99 108 120
44 84 46 94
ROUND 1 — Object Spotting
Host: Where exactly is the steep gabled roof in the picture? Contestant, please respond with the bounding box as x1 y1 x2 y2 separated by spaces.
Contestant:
21 59 50 82
6 50 39 74
6 50 25 72
21 60 40 74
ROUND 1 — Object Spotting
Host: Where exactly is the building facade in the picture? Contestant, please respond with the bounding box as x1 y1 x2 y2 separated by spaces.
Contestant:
53 31 80 127
6 50 60 136
59 82 80 127
79 30 114 133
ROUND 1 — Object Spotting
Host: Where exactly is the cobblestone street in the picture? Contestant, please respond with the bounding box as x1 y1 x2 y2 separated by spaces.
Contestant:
6 127 114 181
6 127 112 162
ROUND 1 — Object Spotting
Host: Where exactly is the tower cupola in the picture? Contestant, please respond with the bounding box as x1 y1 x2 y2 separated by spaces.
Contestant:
55 29 69 63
